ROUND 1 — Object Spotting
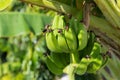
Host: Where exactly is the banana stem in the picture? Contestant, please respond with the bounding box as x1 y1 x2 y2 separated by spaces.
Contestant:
70 52 79 63
68 68 75 80
19 0 78 17
68 52 79 80
94 0 120 28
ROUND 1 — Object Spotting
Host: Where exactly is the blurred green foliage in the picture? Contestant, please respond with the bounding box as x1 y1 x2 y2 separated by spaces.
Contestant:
0 34 56 80
0 1 56 80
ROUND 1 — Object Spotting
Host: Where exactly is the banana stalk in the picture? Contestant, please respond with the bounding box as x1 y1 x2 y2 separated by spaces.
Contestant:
63 64 75 80
70 52 79 64
117 0 120 9
94 0 120 28
68 68 75 80
107 0 120 17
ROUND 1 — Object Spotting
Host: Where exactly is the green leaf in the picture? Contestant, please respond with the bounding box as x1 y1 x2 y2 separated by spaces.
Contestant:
0 12 52 37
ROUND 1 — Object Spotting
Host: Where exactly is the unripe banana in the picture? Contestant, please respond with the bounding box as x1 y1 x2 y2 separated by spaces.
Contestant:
57 16 70 53
76 42 102 75
64 26 77 52
68 18 88 52
45 55 63 75
79 32 95 59
45 15 61 53
77 23 88 51
52 15 60 35
75 57 91 75
90 42 101 58
69 18 79 35
46 15 78 53
87 42 102 73
68 18 88 51
57 16 77 52
62 52 70 65
57 30 70 53
87 55 103 74
51 52 69 68
45 30 61 53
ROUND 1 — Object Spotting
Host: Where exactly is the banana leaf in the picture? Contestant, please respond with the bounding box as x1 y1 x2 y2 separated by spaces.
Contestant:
0 12 52 37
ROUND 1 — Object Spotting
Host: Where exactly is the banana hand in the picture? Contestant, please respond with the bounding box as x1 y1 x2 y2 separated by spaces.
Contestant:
51 52 69 68
77 23 88 51
87 55 103 73
75 57 91 75
45 55 63 75
87 42 103 73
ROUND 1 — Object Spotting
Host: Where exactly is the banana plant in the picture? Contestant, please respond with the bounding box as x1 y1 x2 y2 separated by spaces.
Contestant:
16 0 120 56
0 0 120 80
17 0 120 70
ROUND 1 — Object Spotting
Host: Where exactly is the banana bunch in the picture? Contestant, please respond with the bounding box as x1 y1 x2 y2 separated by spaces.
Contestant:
45 15 88 53
45 15 108 76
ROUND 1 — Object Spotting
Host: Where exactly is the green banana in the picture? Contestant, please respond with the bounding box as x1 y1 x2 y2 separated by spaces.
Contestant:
64 25 77 52
69 18 79 35
87 56 103 73
90 42 101 58
46 15 80 53
51 52 69 68
45 55 63 75
45 15 70 53
57 16 70 53
57 30 70 53
76 42 102 75
45 15 64 53
87 42 103 73
45 30 61 53
67 17 87 51
57 15 77 53
62 52 70 65
52 15 60 35
79 32 95 59
64 56 91 75
75 57 92 75
77 23 88 51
